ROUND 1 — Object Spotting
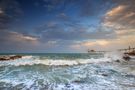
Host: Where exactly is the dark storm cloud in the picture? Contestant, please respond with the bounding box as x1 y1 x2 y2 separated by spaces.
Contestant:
0 0 22 29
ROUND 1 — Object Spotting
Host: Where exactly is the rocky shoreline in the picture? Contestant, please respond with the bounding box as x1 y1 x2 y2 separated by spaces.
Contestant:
0 55 22 61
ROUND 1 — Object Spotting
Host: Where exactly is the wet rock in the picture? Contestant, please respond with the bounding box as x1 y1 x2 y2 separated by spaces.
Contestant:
115 59 120 63
10 55 22 60
101 73 108 76
123 55 131 61
125 74 135 78
65 83 71 88
0 58 7 60
0 55 22 61
73 80 85 83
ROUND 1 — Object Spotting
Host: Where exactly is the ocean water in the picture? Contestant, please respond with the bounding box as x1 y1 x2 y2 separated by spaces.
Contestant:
0 53 135 90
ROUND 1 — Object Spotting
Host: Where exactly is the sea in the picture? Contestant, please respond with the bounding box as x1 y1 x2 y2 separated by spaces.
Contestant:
0 53 135 90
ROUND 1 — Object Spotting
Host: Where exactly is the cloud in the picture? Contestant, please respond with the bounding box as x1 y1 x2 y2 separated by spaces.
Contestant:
0 8 4 15
0 0 22 29
71 40 109 49
0 30 62 52
0 0 134 52
35 21 116 42
79 0 112 17
115 29 135 37
38 0 112 18
0 30 38 42
56 13 69 21
103 0 135 31
69 34 135 51
106 5 126 17
0 30 38 50
101 0 135 48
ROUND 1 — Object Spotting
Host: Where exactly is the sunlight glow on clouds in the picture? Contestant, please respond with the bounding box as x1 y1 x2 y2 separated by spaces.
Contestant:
9 31 38 41
106 5 126 17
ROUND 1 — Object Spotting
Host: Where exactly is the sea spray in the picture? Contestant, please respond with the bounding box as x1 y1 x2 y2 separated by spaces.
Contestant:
104 51 123 61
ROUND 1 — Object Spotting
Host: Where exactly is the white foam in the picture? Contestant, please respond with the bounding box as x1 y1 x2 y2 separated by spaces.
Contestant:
53 83 118 90
21 55 33 59
104 51 123 60
0 56 112 67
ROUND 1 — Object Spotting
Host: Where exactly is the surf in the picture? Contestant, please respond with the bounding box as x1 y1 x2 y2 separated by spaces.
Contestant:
0 55 113 67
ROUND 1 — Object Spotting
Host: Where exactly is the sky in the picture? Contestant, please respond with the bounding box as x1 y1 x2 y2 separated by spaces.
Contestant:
0 0 135 53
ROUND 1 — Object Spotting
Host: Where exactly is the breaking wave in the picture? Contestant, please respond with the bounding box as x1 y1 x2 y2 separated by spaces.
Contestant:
0 55 114 67
1 53 135 90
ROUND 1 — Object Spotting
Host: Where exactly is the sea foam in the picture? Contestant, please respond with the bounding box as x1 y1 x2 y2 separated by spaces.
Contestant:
0 55 113 67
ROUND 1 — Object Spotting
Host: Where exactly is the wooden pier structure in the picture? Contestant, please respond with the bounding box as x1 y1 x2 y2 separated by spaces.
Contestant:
118 46 135 56
87 49 109 53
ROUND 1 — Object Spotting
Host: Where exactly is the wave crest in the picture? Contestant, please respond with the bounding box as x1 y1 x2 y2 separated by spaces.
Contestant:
0 56 112 67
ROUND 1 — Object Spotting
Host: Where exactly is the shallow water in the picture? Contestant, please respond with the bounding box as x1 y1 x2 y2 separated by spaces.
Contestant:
0 53 135 90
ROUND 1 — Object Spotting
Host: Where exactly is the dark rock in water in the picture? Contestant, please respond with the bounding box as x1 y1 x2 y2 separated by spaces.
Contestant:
101 73 108 76
124 74 135 78
0 56 10 60
115 59 120 63
10 55 22 60
0 58 7 60
73 80 85 83
65 83 71 88
123 55 131 61
0 55 22 61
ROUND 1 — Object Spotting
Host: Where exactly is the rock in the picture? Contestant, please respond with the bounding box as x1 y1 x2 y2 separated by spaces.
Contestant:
123 54 131 61
101 73 108 76
10 55 22 60
0 56 10 61
115 59 120 63
0 58 7 60
0 55 22 61
106 61 110 63
65 83 71 88
73 80 85 83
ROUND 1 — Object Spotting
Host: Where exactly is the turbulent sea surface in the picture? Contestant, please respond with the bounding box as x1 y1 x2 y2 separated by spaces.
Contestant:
0 53 135 90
